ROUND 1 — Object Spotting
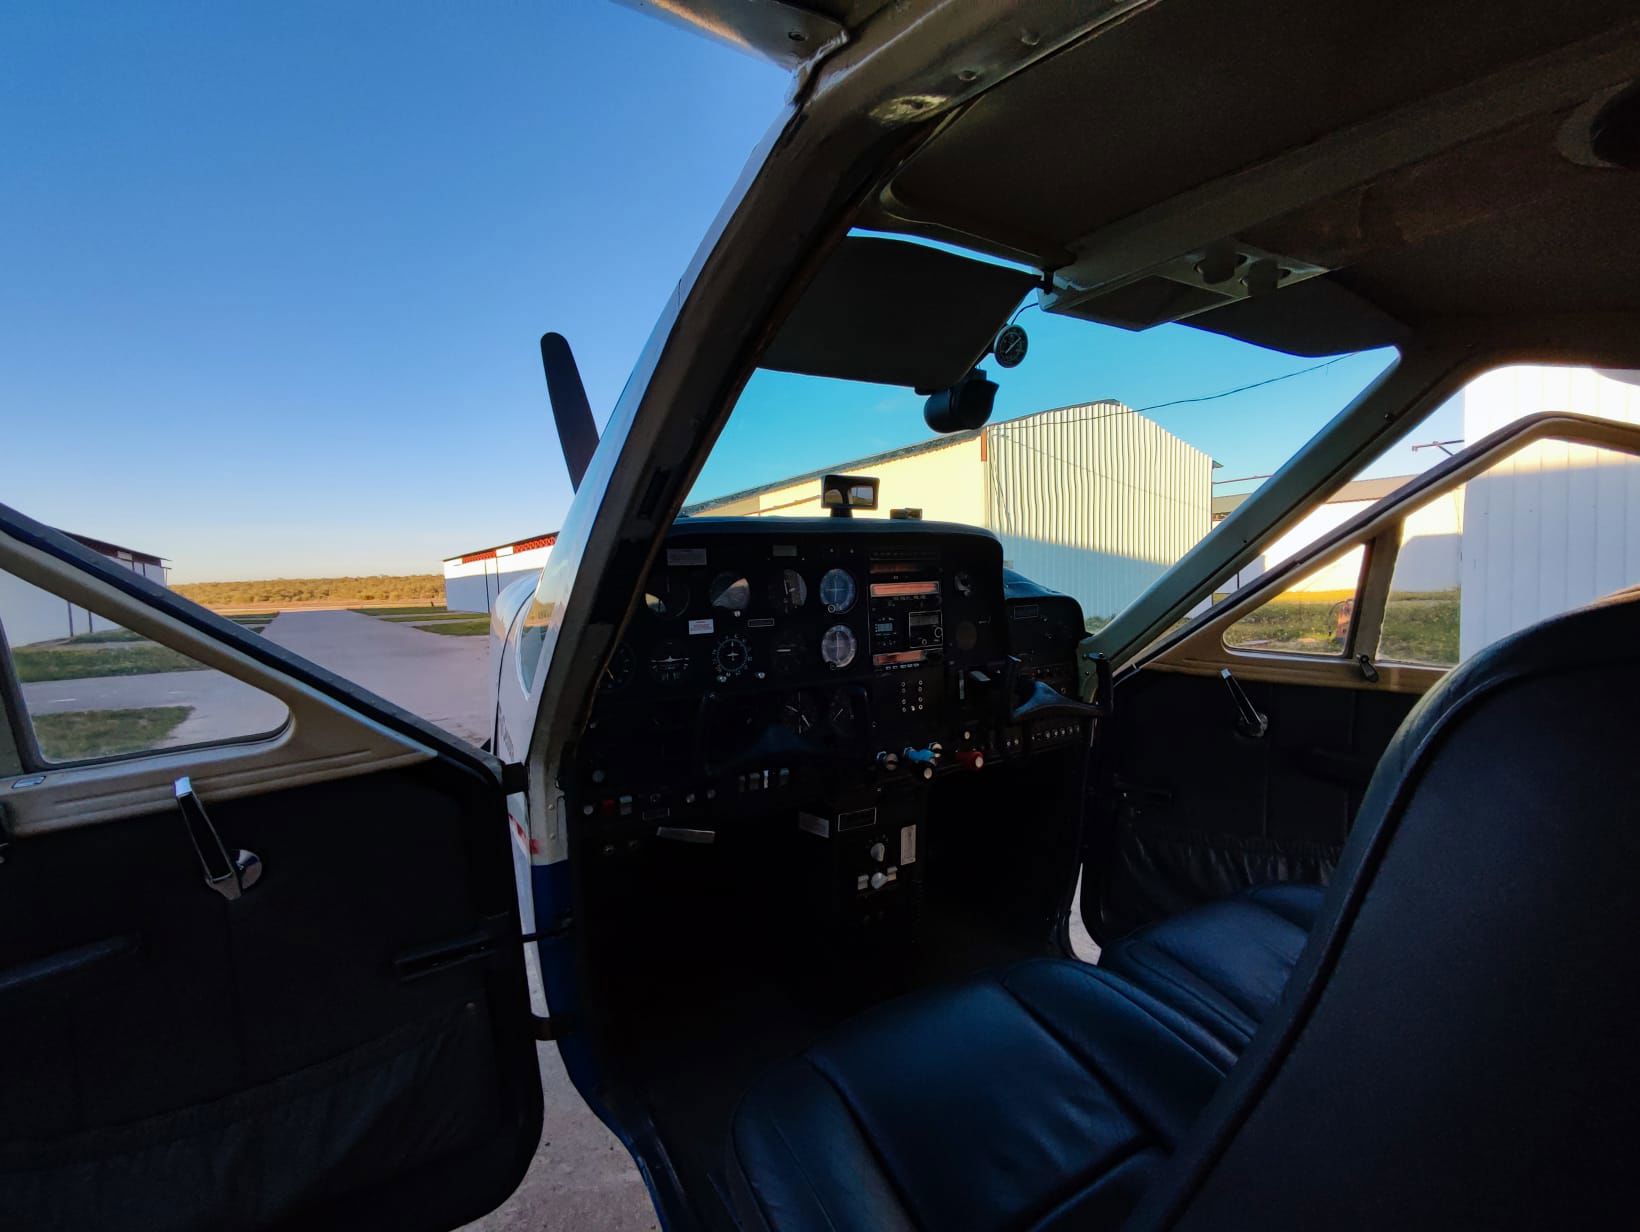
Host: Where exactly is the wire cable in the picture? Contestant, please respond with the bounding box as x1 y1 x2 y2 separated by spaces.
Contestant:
999 354 1351 435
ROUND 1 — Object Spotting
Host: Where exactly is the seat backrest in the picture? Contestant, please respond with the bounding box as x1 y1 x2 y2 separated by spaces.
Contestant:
1132 585 1640 1230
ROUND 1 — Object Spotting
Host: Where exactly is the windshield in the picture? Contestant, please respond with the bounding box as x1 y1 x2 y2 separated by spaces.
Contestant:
688 307 1401 632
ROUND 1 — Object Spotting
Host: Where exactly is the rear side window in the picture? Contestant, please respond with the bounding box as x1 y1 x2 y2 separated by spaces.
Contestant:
0 569 288 764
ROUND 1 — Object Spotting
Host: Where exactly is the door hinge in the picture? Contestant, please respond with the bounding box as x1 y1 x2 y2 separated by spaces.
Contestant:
501 762 528 794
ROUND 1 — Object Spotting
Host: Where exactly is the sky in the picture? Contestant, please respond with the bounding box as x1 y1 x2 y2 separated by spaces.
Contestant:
2 4 1458 583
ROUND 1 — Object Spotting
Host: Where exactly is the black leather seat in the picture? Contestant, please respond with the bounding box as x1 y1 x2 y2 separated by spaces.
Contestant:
729 587 1640 1231
1099 882 1324 1054
726 960 1238 1232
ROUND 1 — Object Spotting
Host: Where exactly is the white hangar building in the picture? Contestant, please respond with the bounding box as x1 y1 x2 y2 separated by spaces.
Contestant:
0 532 170 647
685 401 1215 624
442 532 558 614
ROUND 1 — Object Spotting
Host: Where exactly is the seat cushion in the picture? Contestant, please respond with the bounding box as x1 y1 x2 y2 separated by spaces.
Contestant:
726 959 1238 1232
1098 882 1325 1053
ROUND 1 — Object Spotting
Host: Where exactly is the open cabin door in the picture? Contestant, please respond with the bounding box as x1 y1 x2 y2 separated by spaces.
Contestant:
0 505 542 1231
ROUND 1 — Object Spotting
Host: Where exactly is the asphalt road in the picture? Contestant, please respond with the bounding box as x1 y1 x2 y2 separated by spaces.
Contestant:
263 609 493 745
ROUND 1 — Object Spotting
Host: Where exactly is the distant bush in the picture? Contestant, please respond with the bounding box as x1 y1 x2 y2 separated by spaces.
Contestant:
175 575 445 608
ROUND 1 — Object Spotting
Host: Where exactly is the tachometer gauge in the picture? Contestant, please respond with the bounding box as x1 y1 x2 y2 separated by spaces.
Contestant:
711 633 751 678
819 567 856 613
644 573 689 619
827 686 864 739
600 644 635 691
648 639 691 683
768 568 808 613
820 623 857 669
781 689 823 737
709 572 751 611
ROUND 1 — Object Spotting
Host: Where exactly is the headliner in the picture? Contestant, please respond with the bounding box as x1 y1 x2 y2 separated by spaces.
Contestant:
853 0 1640 354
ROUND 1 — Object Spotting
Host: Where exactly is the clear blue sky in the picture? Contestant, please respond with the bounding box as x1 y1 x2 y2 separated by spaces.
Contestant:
3 4 1454 583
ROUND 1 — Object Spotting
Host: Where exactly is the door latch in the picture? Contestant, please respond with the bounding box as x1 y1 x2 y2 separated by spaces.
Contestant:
1219 668 1269 739
174 777 262 900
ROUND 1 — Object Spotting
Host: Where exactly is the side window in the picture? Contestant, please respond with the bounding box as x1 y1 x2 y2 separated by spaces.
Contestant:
1222 544 1366 655
1378 438 1640 667
516 595 553 693
0 569 289 765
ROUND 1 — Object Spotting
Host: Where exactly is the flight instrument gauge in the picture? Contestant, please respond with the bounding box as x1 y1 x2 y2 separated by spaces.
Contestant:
709 572 751 611
712 633 751 678
600 644 635 691
768 568 808 613
771 630 806 676
648 640 691 683
819 568 856 613
644 574 689 619
820 623 857 669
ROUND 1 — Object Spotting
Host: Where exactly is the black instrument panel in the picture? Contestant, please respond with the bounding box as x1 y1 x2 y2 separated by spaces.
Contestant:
576 518 1081 825
598 520 1000 699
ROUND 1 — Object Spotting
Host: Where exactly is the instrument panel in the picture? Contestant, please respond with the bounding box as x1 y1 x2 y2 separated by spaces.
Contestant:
571 517 1089 938
575 518 1086 828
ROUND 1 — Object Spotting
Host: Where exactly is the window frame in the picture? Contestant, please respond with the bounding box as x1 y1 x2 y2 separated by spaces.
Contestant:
1219 540 1375 661
0 566 295 774
1137 412 1640 694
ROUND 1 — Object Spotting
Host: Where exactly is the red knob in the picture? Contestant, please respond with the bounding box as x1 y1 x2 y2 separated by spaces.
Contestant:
957 749 985 772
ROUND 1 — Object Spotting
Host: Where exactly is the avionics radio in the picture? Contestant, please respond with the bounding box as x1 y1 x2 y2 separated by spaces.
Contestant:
867 561 944 669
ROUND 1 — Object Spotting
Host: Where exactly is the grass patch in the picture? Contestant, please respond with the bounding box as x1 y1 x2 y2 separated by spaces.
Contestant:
227 613 276 623
412 619 489 637
13 641 207 683
1225 587 1461 663
377 612 477 622
1224 598 1347 654
32 706 191 761
351 605 450 616
66 629 147 644
1379 591 1460 665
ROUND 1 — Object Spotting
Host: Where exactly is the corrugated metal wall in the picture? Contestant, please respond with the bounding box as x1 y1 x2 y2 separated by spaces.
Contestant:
984 403 1213 622
1459 366 1640 658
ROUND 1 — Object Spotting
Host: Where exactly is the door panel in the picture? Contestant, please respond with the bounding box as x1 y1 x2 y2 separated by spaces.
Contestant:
1086 414 1640 944
1089 668 1415 940
0 507 542 1231
0 760 540 1232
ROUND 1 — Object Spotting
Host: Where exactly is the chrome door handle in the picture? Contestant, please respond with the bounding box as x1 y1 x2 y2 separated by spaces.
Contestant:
174 776 262 900
1219 668 1269 740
